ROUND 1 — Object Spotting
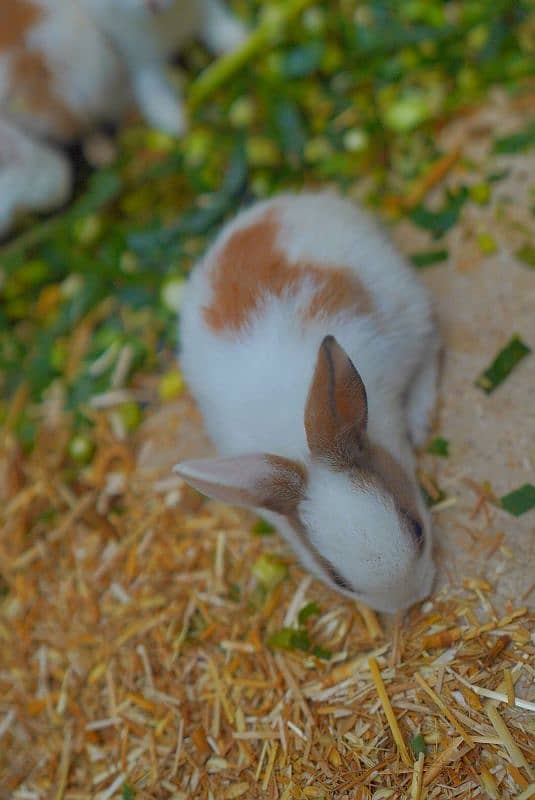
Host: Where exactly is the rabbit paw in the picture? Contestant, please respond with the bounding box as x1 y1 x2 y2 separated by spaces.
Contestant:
208 16 247 54
406 346 441 447
133 67 186 136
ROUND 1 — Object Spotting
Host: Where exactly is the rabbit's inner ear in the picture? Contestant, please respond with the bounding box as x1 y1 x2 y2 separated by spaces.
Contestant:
173 454 306 515
305 335 368 466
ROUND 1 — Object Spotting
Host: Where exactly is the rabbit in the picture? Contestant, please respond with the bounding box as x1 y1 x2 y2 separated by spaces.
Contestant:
0 0 246 236
173 191 441 614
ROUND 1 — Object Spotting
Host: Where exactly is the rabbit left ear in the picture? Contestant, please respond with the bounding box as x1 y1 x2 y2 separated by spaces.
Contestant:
305 335 368 466
173 453 306 515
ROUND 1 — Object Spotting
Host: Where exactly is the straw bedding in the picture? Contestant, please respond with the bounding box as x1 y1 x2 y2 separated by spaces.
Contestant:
1 403 534 799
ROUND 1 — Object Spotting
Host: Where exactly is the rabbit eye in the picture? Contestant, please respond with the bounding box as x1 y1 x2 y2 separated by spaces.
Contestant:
406 515 425 552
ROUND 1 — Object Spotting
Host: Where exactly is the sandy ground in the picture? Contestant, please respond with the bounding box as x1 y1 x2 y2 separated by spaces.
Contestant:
137 87 535 614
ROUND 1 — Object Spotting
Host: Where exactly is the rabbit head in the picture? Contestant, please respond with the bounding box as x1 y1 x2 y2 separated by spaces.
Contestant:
174 335 435 613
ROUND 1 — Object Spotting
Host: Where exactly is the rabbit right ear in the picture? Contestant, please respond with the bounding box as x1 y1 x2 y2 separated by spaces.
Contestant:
305 335 368 466
173 453 306 515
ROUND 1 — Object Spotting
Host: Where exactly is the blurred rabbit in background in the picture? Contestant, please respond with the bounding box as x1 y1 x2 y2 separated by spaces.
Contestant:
0 0 246 236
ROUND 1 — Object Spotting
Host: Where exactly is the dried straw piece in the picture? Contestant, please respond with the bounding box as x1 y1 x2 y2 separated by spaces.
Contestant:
261 742 279 791
410 752 425 800
479 764 499 799
517 785 535 800
421 626 462 650
52 724 73 800
422 737 469 787
484 702 534 779
451 670 535 712
368 657 411 766
275 654 314 727
503 668 515 707
414 673 474 746
357 603 383 640
207 658 234 725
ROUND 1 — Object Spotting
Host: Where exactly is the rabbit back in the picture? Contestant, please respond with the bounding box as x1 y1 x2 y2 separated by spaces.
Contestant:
180 192 436 458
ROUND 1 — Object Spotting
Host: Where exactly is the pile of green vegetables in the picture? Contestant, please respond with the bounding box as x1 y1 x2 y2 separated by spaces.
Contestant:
1 0 534 457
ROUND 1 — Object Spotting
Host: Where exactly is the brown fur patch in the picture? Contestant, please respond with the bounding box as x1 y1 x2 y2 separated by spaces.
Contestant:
261 455 307 516
305 335 367 466
359 441 422 525
203 211 373 332
10 50 79 140
0 0 43 50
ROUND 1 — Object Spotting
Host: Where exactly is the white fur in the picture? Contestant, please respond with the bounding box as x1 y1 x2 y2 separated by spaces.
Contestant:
177 192 441 613
0 0 246 236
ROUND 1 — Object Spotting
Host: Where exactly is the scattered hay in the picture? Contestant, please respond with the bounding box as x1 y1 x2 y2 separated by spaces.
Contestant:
1 410 534 800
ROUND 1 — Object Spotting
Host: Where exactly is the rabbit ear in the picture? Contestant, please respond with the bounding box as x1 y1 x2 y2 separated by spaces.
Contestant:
173 453 306 515
305 335 368 466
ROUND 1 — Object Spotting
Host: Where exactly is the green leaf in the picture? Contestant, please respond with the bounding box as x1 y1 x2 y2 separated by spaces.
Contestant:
298 601 320 625
410 249 449 268
70 170 122 218
410 187 468 238
281 42 324 78
311 645 332 660
420 482 446 508
252 519 276 536
228 584 241 602
475 335 531 393
252 554 288 590
274 99 307 167
128 144 247 264
500 484 535 517
267 627 311 652
493 119 535 154
427 437 449 457
122 784 136 800
515 243 535 268
411 733 427 758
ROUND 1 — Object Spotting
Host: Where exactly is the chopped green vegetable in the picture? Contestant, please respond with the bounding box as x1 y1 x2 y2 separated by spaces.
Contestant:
475 335 531 393
410 187 468 238
476 232 497 255
68 434 95 465
15 412 37 454
384 92 433 133
161 277 187 312
469 182 491 205
427 437 449 457
122 783 136 800
410 249 449 268
298 601 320 625
118 402 143 433
420 482 446 508
500 484 535 517
515 243 535 268
411 733 428 757
267 626 311 652
493 119 535 154
252 554 288 590
311 645 332 660
228 584 241 602
158 369 185 401
252 519 276 536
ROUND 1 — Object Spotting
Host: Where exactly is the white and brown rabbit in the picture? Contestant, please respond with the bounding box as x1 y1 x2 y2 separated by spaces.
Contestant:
174 191 441 613
0 0 245 235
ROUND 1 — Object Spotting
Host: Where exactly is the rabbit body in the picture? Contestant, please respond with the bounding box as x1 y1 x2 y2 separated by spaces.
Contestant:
0 0 245 235
176 192 441 613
